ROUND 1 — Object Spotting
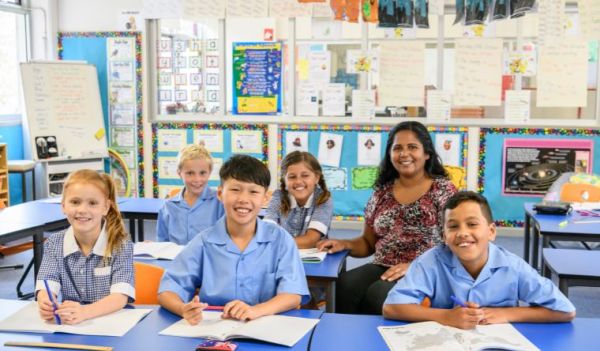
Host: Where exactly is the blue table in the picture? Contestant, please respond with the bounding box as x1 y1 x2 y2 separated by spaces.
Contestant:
542 248 600 296
118 198 165 242
138 250 349 313
310 313 600 351
0 300 322 351
524 203 600 274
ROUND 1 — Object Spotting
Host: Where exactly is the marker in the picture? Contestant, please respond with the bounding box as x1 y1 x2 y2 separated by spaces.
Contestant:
558 220 569 227
450 295 467 308
205 305 224 311
43 279 61 325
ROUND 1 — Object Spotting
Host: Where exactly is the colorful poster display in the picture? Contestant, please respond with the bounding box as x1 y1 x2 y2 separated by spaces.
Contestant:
232 42 282 114
502 138 593 196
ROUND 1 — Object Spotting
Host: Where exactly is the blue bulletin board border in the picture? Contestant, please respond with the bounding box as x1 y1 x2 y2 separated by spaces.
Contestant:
152 123 268 197
278 124 468 221
58 32 144 196
478 128 600 227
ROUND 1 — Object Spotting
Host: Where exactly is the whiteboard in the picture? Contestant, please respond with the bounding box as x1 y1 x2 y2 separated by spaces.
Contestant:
20 62 108 161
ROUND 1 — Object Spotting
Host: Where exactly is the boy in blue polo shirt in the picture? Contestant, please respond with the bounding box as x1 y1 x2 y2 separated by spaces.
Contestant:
383 191 575 329
158 155 309 324
156 144 224 245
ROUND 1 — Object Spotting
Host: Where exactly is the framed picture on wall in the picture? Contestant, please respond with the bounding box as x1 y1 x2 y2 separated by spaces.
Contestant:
502 138 593 196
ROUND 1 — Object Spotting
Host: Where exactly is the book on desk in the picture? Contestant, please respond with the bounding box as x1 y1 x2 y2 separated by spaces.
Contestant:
299 248 327 263
159 311 319 347
378 321 539 351
134 242 184 260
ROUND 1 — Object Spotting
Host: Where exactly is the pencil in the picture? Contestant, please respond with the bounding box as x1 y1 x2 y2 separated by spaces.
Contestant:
4 341 113 351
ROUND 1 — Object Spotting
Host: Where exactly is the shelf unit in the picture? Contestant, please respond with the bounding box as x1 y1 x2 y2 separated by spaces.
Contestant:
39 158 104 198
0 144 8 207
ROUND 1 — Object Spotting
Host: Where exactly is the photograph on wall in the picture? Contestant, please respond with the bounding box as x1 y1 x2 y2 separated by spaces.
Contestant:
357 133 381 166
502 138 593 196
232 41 282 114
434 133 462 167
318 132 344 168
285 131 309 154
193 130 224 153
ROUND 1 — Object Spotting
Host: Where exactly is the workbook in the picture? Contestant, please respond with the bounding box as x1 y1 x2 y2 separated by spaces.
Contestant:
134 241 184 260
299 248 327 263
0 302 151 337
159 311 319 347
378 321 539 351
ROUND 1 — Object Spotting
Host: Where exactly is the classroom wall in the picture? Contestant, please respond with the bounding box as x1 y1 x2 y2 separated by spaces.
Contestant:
58 0 142 32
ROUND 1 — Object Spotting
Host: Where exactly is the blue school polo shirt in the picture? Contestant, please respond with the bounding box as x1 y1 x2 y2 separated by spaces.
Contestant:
156 186 224 245
385 243 575 313
159 216 310 306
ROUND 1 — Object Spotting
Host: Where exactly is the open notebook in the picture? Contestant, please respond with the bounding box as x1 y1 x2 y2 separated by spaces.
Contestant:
0 302 151 337
160 311 319 347
378 321 539 351
134 242 184 260
299 248 327 263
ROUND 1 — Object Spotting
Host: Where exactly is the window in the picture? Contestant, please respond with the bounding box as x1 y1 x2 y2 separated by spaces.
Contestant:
0 9 28 117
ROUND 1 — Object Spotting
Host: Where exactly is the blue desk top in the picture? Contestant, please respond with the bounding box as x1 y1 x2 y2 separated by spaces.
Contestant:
0 300 322 351
543 248 600 277
310 313 600 351
118 197 166 215
139 250 348 280
525 203 600 236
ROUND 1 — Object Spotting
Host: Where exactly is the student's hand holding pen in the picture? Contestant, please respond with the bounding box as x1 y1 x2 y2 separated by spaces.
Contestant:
443 299 483 330
182 295 208 326
36 292 58 322
316 239 346 254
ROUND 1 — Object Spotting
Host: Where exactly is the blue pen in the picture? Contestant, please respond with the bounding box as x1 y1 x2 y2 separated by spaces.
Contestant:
450 295 468 308
43 279 61 325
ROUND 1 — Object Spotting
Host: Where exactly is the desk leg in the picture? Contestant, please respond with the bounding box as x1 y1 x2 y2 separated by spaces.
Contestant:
326 282 335 313
542 236 551 278
137 219 145 242
129 219 136 242
531 225 540 271
524 213 531 264
558 278 569 297
33 232 44 278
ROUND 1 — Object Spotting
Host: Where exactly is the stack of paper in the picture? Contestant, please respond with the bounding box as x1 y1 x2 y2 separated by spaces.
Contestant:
299 248 327 263
160 311 319 347
0 302 152 337
134 242 184 260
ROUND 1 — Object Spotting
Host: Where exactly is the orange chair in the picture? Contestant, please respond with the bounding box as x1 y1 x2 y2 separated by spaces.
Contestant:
166 188 181 199
133 262 165 304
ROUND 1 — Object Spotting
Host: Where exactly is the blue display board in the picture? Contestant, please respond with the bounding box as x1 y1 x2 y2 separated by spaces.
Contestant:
152 123 268 198
479 128 600 226
279 125 468 219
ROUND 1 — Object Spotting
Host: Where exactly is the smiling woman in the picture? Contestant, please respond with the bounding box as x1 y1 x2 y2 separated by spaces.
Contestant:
317 121 458 315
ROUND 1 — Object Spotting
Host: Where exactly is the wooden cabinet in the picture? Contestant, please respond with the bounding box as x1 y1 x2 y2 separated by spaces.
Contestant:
0 144 8 207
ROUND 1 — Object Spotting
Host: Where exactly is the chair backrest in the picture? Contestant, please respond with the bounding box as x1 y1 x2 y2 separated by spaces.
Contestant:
133 262 165 304
166 188 181 199
560 183 600 202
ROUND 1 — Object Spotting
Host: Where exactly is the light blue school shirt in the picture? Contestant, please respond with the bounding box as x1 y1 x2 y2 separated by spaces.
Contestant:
385 243 575 313
159 216 310 306
156 186 224 245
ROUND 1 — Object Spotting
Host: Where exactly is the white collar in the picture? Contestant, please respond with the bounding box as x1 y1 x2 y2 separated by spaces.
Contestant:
63 224 109 257
288 192 315 209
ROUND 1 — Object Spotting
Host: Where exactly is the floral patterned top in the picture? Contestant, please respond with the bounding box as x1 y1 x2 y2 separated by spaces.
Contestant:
365 177 457 267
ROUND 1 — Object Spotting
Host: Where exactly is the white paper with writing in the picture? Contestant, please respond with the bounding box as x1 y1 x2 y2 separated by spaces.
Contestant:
379 42 425 107
454 39 503 106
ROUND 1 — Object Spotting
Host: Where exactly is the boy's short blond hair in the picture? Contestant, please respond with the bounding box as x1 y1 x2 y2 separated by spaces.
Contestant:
177 144 213 171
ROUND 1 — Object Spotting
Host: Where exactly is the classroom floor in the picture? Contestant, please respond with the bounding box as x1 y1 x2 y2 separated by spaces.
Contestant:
1 221 598 318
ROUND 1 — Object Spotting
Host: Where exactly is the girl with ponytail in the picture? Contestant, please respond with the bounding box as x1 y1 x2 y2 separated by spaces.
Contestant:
264 151 333 249
36 169 134 325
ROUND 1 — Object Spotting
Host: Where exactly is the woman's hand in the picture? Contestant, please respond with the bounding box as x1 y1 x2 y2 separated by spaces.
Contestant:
380 263 410 282
316 239 346 254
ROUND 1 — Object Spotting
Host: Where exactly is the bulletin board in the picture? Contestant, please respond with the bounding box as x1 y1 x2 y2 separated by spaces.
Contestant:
478 128 600 226
152 123 268 198
58 32 144 197
278 125 468 220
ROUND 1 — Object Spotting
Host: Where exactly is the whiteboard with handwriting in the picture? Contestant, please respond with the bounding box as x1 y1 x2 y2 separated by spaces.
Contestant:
20 62 108 161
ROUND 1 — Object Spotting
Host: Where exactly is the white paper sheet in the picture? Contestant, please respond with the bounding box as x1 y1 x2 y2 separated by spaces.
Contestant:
504 90 531 122
134 242 184 260
454 38 503 106
378 42 425 107
318 132 344 168
322 83 346 116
